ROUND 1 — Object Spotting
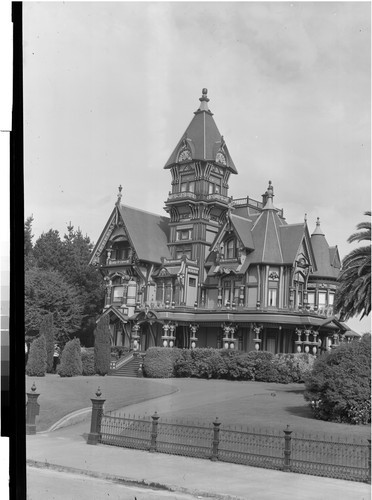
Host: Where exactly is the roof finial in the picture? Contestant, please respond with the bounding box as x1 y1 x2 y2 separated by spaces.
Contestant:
197 88 210 113
304 213 307 223
312 217 325 236
267 180 274 198
117 184 122 204
200 88 209 103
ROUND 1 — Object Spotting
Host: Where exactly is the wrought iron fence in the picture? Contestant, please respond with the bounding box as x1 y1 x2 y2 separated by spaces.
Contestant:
97 410 370 483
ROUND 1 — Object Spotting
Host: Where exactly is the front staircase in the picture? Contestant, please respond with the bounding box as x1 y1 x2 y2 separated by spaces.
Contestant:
109 352 142 377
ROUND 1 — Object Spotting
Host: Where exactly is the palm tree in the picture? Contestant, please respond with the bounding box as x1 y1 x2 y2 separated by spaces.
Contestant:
334 211 371 321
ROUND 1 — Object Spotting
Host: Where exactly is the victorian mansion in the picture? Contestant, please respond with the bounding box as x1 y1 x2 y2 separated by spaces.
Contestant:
89 89 351 359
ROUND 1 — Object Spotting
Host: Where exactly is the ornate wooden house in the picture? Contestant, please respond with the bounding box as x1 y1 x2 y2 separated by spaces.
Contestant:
89 89 351 359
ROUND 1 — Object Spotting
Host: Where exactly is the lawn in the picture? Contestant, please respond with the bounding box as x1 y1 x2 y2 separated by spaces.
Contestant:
27 375 371 442
25 375 178 431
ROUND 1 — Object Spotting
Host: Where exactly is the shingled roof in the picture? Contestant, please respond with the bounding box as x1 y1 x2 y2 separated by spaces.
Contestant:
117 204 172 263
164 89 237 174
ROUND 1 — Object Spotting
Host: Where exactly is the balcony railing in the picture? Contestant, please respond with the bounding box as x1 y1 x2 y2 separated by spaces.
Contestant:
167 191 197 201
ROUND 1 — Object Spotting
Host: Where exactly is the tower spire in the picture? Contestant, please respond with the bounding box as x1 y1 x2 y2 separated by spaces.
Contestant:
262 181 275 210
116 184 123 206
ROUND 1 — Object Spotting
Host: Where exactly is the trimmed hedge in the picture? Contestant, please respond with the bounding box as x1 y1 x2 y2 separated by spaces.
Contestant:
58 338 83 377
94 315 111 376
81 347 95 376
143 347 182 378
145 348 315 383
26 334 47 377
304 335 371 424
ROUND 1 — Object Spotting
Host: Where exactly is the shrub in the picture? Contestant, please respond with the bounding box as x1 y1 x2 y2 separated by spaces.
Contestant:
304 337 371 424
273 353 316 384
143 347 182 378
94 316 111 376
174 349 196 377
81 347 95 376
244 351 278 382
26 335 47 376
58 338 83 377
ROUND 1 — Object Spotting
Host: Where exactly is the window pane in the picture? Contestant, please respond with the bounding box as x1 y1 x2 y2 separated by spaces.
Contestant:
318 292 327 306
328 293 334 305
307 292 315 305
181 183 187 192
268 288 277 306
189 181 195 193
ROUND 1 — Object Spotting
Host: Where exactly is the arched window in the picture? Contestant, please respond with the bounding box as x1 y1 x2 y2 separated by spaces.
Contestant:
224 238 236 259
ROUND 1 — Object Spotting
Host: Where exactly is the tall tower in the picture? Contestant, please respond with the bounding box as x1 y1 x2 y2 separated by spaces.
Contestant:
164 89 238 283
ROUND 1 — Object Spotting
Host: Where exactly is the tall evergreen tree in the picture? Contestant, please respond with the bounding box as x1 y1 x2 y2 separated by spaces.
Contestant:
94 315 111 376
25 268 83 345
33 229 65 272
39 313 55 373
334 211 371 320
24 215 35 269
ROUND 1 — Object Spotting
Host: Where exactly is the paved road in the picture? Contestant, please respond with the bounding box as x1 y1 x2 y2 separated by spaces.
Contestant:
27 466 214 500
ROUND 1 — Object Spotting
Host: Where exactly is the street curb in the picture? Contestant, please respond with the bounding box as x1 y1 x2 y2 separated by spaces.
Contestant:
27 459 246 500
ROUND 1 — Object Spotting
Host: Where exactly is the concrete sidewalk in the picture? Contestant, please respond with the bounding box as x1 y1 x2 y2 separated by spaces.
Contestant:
26 419 370 500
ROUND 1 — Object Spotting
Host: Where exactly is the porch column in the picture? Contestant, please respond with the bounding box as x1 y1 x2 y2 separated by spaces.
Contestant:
295 328 303 353
161 323 170 347
131 323 141 351
253 324 262 351
189 324 199 348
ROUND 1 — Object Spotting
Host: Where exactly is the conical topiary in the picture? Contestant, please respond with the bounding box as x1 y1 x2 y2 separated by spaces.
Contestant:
26 335 47 377
58 337 82 377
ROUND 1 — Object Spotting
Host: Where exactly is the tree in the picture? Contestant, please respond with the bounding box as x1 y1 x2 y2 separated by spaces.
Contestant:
24 215 35 269
39 313 55 373
33 229 65 272
26 335 47 377
58 338 83 377
94 315 111 375
25 268 83 345
31 223 104 346
304 335 371 424
334 211 371 321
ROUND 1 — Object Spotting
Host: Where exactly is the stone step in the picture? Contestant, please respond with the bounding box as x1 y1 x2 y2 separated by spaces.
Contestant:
109 356 141 377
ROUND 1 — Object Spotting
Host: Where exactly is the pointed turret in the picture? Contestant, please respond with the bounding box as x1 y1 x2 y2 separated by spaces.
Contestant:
164 89 237 174
310 218 340 278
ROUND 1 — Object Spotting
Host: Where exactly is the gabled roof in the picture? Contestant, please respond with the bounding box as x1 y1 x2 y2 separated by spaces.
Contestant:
310 219 340 279
117 204 172 263
230 214 255 250
279 224 307 264
164 89 237 174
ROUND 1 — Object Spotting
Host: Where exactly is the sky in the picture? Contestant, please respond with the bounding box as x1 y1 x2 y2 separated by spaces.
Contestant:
22 1 371 332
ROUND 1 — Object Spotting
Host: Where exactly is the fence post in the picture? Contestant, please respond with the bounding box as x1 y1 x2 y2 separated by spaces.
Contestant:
368 439 371 483
87 387 106 445
211 417 221 461
26 382 40 435
283 425 292 471
150 411 159 452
